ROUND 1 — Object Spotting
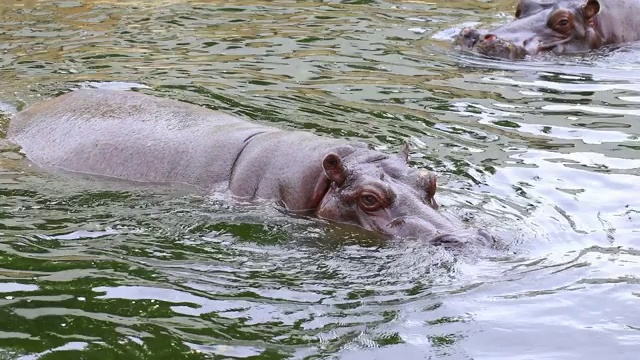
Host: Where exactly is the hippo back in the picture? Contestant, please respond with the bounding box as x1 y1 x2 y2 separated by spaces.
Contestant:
8 89 277 189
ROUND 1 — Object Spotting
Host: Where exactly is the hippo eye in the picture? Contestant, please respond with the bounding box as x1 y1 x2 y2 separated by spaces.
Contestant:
359 192 382 211
553 17 571 32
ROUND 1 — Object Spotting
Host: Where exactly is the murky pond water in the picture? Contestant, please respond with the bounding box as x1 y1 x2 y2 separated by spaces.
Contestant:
0 0 639 359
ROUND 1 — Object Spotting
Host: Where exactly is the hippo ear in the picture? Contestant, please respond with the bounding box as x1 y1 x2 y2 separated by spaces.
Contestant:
582 0 600 18
322 152 347 186
420 170 439 210
309 153 347 209
398 141 410 163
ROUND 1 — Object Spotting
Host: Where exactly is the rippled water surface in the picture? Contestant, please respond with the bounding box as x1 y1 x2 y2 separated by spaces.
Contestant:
1 0 639 359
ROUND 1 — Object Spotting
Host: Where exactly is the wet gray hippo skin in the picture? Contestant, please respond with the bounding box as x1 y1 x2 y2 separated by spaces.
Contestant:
455 0 640 59
7 88 494 246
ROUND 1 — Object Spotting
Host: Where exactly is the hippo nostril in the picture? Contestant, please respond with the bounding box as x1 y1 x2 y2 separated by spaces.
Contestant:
461 27 475 37
483 34 498 42
456 27 482 49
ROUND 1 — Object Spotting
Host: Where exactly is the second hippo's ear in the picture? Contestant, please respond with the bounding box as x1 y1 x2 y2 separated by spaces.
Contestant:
582 0 600 18
322 152 347 186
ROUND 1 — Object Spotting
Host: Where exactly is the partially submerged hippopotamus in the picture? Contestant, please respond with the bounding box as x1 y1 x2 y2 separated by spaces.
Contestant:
455 0 640 59
6 88 494 246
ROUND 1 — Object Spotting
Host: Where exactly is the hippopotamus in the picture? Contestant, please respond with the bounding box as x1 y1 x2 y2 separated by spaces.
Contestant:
6 88 494 246
455 0 640 59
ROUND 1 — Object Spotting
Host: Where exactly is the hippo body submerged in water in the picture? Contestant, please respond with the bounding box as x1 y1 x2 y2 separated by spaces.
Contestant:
7 88 494 246
456 0 640 59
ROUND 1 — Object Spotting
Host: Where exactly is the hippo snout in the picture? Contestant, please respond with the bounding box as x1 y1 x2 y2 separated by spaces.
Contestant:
387 217 494 247
476 35 529 60
429 229 495 247
456 27 530 60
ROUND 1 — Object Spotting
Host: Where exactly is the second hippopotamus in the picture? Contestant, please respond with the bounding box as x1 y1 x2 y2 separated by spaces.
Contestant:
455 0 640 59
7 88 494 246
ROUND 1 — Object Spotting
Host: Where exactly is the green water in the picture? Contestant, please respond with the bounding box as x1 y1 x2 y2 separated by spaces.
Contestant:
0 0 639 359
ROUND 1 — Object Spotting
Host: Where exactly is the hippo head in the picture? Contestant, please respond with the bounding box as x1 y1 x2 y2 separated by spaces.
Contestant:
309 143 494 247
455 0 603 59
